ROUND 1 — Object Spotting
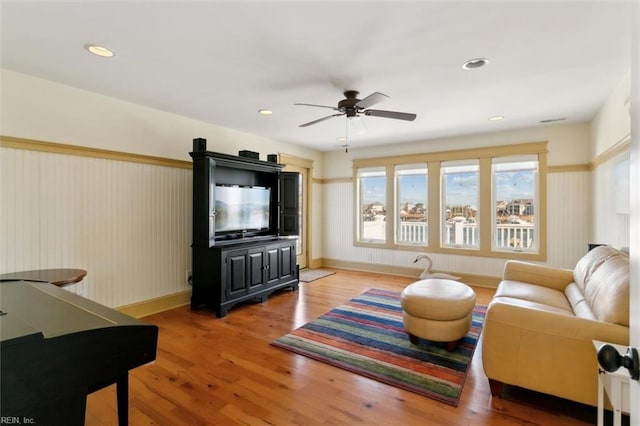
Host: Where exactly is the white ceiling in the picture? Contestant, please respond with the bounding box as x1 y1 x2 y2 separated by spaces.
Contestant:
0 1 632 152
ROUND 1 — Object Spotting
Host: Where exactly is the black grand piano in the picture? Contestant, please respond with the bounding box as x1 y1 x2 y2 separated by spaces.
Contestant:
0 280 158 425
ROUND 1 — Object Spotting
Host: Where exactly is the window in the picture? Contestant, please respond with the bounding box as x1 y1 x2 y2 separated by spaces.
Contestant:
353 141 547 260
357 167 387 243
395 164 428 245
441 160 479 249
492 155 538 252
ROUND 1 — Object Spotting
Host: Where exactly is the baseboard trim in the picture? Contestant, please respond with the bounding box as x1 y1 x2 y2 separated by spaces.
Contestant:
116 289 191 318
114 262 499 318
308 258 324 269
318 257 500 288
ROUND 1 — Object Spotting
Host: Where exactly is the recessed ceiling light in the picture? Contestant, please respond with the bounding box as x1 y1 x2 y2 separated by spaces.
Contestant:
258 109 273 115
337 137 346 142
462 58 489 70
488 115 504 121
85 44 115 58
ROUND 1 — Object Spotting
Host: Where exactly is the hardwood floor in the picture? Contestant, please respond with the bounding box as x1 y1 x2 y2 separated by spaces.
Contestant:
86 269 600 425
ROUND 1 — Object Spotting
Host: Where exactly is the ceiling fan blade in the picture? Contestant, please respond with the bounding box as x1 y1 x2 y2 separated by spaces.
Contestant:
364 109 417 121
294 103 339 111
299 113 343 127
356 92 389 109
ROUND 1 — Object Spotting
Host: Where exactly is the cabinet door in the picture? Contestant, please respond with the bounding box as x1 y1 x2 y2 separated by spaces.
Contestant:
226 250 247 299
279 243 295 279
247 247 266 292
279 172 300 236
266 245 281 285
192 156 216 248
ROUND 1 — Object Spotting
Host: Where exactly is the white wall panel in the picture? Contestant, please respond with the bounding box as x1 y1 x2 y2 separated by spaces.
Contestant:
592 153 631 250
322 182 353 261
547 171 591 268
0 147 191 308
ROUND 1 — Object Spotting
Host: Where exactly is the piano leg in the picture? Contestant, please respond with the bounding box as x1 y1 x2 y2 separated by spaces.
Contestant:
116 373 128 426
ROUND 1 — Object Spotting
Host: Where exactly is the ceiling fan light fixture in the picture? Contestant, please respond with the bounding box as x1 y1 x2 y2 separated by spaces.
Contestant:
295 89 416 127
85 44 115 58
462 58 489 70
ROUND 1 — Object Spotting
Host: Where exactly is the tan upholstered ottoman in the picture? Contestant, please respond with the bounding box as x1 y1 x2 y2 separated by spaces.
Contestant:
400 279 476 351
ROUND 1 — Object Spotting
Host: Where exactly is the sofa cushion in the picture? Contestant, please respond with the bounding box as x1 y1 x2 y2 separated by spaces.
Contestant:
584 253 630 326
494 280 573 312
573 245 616 293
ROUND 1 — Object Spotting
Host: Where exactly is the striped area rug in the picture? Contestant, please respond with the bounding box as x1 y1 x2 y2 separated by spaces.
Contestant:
271 288 486 407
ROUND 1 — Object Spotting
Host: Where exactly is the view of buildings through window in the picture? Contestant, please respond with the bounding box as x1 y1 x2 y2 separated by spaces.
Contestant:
396 165 427 245
492 157 537 250
441 161 479 248
357 154 539 254
359 167 386 242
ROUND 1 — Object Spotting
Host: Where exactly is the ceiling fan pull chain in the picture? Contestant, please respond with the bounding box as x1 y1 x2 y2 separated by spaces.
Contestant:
345 116 349 153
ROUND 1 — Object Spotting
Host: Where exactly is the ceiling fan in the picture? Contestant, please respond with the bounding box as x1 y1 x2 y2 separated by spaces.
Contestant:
295 90 417 127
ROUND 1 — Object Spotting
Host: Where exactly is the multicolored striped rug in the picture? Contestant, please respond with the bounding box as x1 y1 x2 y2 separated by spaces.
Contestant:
271 288 486 406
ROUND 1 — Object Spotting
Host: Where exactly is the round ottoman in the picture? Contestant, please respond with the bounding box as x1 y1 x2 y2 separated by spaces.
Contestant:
400 279 476 351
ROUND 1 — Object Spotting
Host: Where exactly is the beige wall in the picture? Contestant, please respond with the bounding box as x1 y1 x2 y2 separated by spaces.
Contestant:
321 122 592 180
0 66 631 308
319 72 632 279
591 72 631 157
0 69 322 310
1 69 321 163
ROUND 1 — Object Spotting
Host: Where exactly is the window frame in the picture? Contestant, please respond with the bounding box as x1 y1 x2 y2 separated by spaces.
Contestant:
353 142 547 261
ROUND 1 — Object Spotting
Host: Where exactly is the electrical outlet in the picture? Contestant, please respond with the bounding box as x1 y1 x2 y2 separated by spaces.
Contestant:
186 270 193 285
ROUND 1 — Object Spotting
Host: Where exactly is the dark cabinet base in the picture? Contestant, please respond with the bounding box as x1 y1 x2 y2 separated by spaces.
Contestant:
209 283 298 318
191 237 299 318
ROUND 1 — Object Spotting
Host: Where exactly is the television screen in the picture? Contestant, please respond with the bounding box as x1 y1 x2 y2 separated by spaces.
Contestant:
215 185 271 232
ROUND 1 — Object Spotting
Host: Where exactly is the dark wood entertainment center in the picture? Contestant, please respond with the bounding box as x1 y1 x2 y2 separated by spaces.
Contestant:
190 138 300 317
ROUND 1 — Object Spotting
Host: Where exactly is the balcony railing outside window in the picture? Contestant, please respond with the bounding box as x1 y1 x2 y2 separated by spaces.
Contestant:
391 221 534 250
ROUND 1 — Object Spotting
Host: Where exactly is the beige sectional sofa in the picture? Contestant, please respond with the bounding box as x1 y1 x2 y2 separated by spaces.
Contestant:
481 245 630 406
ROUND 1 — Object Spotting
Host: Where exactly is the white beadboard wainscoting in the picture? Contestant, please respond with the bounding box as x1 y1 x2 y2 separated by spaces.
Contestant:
0 147 192 309
546 171 592 266
321 169 592 281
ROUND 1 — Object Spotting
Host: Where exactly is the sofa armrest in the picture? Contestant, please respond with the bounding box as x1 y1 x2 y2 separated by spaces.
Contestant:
503 260 574 291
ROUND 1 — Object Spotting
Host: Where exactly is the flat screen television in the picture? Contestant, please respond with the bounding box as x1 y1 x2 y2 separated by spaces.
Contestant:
214 185 271 235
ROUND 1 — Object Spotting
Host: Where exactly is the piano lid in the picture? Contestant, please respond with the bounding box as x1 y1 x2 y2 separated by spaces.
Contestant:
0 281 117 343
